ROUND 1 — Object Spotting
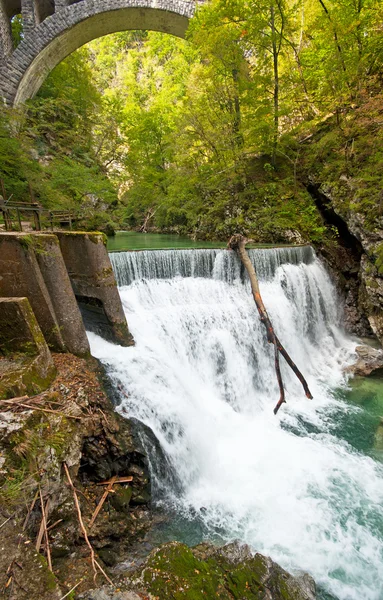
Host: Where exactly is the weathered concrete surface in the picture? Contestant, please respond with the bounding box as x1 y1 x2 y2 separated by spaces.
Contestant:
33 234 90 356
0 232 90 355
56 231 133 346
0 0 195 105
0 296 56 398
0 232 66 351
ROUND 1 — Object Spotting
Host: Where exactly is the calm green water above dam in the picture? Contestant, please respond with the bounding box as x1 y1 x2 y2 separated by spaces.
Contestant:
106 230 296 252
107 231 227 251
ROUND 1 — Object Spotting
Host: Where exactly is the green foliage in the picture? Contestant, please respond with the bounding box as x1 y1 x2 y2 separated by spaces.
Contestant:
2 0 382 241
11 14 23 47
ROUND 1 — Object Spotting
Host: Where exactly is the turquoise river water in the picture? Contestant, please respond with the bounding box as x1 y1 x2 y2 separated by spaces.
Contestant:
94 238 383 600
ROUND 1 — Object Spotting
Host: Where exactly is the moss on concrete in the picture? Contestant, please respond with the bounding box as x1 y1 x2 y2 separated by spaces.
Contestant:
0 298 56 399
0 355 56 399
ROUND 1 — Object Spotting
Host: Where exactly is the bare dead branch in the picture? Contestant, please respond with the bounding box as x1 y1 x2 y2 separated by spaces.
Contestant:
63 463 113 586
228 234 313 413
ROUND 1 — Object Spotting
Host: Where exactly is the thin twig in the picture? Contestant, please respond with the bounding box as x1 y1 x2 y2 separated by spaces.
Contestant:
96 476 133 486
58 581 82 600
36 497 50 553
39 488 52 572
47 519 63 532
63 463 113 586
1 395 28 404
0 515 14 530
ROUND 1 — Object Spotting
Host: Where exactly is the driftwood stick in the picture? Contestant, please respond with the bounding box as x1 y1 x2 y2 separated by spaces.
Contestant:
89 475 117 529
39 489 52 572
96 476 133 486
228 234 312 414
36 497 50 553
63 463 113 586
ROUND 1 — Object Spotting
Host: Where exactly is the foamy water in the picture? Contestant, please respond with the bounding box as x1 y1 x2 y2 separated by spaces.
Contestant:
89 248 383 600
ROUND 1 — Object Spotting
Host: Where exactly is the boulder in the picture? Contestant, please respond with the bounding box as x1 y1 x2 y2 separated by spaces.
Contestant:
80 540 316 600
346 344 383 377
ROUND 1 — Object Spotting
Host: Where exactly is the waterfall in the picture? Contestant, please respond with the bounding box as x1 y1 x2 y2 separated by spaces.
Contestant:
109 245 315 286
89 247 383 600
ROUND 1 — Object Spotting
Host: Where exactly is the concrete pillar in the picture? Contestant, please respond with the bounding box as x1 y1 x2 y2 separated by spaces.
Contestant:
0 297 56 399
0 233 90 356
56 232 134 346
0 233 67 351
0 0 12 57
33 234 90 356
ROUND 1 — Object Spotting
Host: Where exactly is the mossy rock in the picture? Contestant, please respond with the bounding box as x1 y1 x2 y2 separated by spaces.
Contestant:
110 485 133 512
133 541 316 600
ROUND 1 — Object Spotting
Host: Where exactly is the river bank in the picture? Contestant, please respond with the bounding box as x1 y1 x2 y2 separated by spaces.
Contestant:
0 352 318 600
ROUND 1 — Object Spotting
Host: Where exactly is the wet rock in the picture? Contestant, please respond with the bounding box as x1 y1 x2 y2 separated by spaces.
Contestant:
346 344 383 376
98 547 119 567
317 242 372 338
110 486 133 512
131 487 151 506
127 540 316 600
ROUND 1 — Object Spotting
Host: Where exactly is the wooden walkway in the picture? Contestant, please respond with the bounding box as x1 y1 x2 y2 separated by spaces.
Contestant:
0 180 79 232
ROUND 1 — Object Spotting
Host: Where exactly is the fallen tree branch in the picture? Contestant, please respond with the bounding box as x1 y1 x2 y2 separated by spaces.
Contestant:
0 399 82 419
96 476 133 486
89 475 117 528
228 234 313 413
63 463 113 586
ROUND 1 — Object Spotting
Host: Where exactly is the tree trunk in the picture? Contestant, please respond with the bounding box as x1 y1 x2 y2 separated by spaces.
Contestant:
270 4 279 168
228 234 313 414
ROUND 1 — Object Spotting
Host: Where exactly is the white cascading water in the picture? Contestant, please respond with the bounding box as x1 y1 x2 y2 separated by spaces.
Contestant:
89 247 383 600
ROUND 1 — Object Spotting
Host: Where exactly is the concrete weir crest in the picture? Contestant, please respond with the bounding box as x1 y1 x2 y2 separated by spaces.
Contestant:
0 0 195 106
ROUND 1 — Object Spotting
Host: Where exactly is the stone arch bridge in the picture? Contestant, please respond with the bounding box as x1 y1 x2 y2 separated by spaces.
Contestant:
0 0 195 105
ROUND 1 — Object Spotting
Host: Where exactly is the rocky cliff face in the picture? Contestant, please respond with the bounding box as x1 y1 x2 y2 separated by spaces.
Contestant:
308 180 383 342
0 353 152 598
300 91 383 343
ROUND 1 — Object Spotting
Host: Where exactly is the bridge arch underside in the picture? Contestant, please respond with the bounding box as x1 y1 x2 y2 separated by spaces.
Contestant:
0 0 193 105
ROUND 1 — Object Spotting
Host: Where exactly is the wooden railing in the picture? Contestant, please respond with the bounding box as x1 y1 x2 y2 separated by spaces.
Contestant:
0 180 79 232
